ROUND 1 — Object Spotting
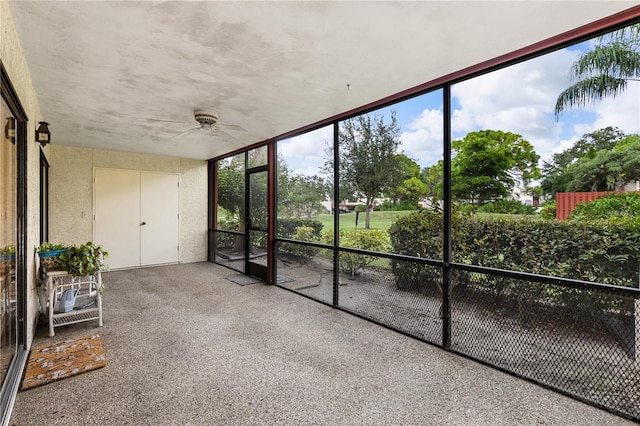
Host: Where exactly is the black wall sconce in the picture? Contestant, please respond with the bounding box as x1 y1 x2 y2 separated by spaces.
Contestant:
4 117 16 144
36 121 51 147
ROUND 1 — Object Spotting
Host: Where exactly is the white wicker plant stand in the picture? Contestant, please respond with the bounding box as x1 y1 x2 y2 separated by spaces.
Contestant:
42 270 103 337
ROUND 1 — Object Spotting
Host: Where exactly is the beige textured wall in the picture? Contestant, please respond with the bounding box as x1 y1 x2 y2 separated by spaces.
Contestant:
180 159 209 262
1 0 48 347
49 145 208 263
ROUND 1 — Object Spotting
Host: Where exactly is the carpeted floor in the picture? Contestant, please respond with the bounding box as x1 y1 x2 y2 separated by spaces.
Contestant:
10 263 634 425
226 274 262 286
21 335 106 391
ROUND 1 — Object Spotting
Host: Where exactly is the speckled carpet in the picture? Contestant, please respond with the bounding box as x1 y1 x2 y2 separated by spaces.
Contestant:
21 335 106 390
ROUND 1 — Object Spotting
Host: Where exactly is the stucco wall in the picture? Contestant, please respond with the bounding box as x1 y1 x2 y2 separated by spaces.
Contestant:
49 145 208 263
1 0 48 347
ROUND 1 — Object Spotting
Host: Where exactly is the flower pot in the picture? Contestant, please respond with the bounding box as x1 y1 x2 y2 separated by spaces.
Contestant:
0 253 15 276
38 249 68 272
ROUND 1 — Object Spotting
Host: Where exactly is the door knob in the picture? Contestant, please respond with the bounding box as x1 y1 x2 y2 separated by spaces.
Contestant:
141 222 146 226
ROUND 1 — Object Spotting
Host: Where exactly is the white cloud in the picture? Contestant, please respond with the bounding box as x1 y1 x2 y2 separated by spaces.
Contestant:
571 82 640 137
278 126 333 176
290 164 323 177
450 48 580 162
399 108 443 167
449 45 640 165
280 42 639 175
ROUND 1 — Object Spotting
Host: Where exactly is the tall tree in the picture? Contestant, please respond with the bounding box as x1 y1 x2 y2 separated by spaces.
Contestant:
339 111 402 228
450 130 540 205
386 153 421 207
555 24 640 118
563 134 640 192
541 127 625 195
397 176 428 207
217 155 244 221
285 175 330 218
217 155 245 251
421 161 444 200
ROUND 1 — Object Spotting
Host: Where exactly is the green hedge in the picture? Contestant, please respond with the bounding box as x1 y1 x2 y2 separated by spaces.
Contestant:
389 209 639 317
388 207 469 291
216 218 241 248
216 218 324 252
320 229 389 277
279 226 320 260
277 218 323 239
568 191 640 223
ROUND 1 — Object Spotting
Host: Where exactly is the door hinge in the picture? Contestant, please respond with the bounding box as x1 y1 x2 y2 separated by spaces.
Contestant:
177 245 180 251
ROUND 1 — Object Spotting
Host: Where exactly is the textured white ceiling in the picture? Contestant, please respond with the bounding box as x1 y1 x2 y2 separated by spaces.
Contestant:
7 1 638 160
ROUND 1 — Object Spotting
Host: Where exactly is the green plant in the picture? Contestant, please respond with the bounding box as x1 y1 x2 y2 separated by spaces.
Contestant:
37 242 69 271
0 245 16 275
568 191 640 222
321 229 389 277
389 209 639 319
1 245 16 255
538 202 556 220
58 242 109 277
388 206 469 291
477 199 536 215
279 226 320 260
277 218 323 239
37 242 67 252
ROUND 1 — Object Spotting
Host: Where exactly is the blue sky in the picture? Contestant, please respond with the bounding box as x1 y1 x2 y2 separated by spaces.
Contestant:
279 34 640 178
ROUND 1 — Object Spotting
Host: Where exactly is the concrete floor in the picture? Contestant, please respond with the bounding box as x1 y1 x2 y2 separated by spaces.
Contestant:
10 262 635 425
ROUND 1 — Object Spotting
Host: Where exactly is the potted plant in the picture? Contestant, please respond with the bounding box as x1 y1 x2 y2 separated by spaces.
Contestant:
37 242 69 272
0 244 16 276
58 242 109 277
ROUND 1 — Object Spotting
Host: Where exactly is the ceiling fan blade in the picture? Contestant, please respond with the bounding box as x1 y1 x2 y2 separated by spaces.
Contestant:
172 127 201 139
146 118 193 125
216 123 247 132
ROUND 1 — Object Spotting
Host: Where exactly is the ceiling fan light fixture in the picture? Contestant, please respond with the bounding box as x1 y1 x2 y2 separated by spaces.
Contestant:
193 109 219 126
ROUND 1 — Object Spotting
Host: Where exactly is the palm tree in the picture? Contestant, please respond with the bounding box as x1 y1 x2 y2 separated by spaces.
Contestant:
555 24 640 119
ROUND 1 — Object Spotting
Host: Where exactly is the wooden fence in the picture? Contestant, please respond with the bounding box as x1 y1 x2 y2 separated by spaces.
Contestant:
555 191 613 220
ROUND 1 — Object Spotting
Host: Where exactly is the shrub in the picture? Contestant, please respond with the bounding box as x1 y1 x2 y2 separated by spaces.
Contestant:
321 229 389 277
216 218 241 248
217 217 240 232
389 211 639 318
277 218 323 240
568 191 640 222
388 206 469 291
279 226 320 260
538 202 556 220
477 199 536 215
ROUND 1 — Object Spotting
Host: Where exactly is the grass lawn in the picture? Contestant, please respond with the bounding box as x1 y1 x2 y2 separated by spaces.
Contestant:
314 210 413 233
312 210 541 233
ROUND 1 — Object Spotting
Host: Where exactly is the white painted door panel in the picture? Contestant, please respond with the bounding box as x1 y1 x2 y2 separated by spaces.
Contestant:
94 168 180 270
140 172 179 265
94 168 141 269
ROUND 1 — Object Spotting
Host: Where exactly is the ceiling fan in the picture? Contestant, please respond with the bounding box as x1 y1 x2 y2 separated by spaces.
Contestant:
148 109 246 139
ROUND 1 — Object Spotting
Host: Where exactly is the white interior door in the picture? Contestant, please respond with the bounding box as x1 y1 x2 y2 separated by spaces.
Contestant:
94 168 141 269
94 168 179 269
140 172 179 265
